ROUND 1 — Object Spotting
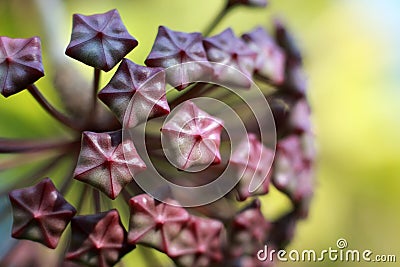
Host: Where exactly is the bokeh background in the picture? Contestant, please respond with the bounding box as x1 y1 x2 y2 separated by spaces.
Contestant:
0 0 399 266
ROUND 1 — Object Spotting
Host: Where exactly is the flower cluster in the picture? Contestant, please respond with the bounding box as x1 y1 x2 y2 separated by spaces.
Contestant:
0 2 315 267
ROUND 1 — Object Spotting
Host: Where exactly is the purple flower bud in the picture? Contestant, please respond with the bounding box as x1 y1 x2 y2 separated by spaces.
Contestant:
168 216 223 267
161 100 223 170
73 130 146 199
203 28 257 88
65 9 138 71
0 36 44 97
267 92 312 137
98 59 170 128
274 20 307 95
228 199 271 265
128 194 190 252
230 133 274 201
242 27 285 85
9 178 76 249
66 209 134 267
145 26 212 90
272 134 314 217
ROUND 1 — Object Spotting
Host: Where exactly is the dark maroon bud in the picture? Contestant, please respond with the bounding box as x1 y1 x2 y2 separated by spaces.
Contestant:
98 59 170 128
65 9 138 71
9 178 76 249
66 209 134 267
0 36 44 97
145 26 212 90
73 130 146 199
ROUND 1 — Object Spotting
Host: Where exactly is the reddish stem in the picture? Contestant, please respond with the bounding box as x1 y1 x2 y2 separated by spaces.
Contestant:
0 138 79 154
27 84 81 131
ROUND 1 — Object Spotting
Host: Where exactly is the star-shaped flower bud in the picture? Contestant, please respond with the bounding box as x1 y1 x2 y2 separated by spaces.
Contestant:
229 199 270 259
228 0 268 8
230 134 274 201
267 92 312 137
73 130 146 199
145 26 212 90
167 216 223 267
274 20 307 95
128 194 190 252
66 209 134 267
272 134 314 217
98 59 169 128
65 9 138 71
0 36 44 97
161 101 223 171
203 28 257 88
242 27 285 85
9 178 76 249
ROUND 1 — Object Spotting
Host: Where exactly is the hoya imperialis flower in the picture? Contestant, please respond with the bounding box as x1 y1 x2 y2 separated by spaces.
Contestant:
9 178 76 249
228 199 273 266
0 36 44 97
73 130 147 199
128 194 190 252
145 26 212 90
161 100 223 171
242 26 286 85
272 134 314 217
66 209 134 267
230 133 274 201
203 28 257 88
0 3 316 267
65 9 138 71
167 216 223 267
98 58 170 128
274 19 307 96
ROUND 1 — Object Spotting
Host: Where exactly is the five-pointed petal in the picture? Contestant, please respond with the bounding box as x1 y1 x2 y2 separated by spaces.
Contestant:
98 59 170 128
230 133 274 201
242 27 285 84
66 209 134 267
0 36 44 97
161 101 223 170
128 194 190 252
145 26 212 90
203 28 257 88
9 178 76 249
167 216 223 267
73 130 146 199
272 134 314 216
65 9 138 71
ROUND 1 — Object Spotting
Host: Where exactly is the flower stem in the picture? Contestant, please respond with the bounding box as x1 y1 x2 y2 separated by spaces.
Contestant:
91 68 101 117
27 84 81 131
0 153 67 196
0 138 79 154
92 188 101 213
203 1 231 36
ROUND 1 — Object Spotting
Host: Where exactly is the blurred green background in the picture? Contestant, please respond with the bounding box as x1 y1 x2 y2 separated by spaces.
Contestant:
0 0 399 266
